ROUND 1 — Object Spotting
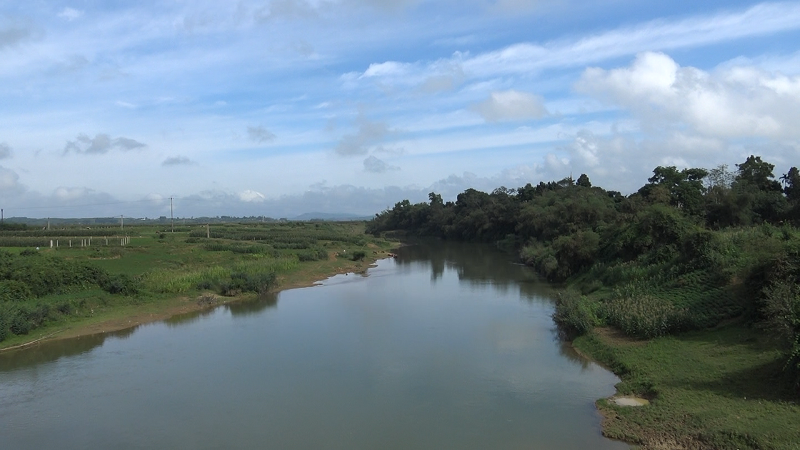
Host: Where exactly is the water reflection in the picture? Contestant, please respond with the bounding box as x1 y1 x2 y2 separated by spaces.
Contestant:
396 240 555 301
0 327 135 372
226 292 279 317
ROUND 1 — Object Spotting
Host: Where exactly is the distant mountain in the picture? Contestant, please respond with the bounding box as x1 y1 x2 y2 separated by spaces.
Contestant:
292 212 373 221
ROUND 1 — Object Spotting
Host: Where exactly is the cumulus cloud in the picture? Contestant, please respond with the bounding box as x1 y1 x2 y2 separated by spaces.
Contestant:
335 116 392 156
162 156 196 166
58 7 84 21
363 155 400 173
471 90 549 122
247 125 276 143
63 134 146 155
238 190 266 202
577 52 800 139
0 143 12 159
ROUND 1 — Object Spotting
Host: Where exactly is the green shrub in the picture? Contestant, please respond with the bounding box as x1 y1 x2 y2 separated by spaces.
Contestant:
102 274 140 296
351 250 366 261
218 271 277 296
0 280 32 302
0 304 9 342
8 303 51 336
552 290 599 337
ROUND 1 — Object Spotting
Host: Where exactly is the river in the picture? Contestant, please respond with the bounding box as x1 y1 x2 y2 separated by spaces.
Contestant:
0 241 628 449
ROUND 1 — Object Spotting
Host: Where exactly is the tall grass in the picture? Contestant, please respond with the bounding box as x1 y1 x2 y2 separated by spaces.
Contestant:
141 257 299 294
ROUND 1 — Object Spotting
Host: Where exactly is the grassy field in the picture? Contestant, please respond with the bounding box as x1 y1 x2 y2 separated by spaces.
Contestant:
0 221 397 349
575 325 800 450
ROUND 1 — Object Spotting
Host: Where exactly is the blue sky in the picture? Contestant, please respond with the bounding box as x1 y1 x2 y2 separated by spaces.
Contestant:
1 0 799 218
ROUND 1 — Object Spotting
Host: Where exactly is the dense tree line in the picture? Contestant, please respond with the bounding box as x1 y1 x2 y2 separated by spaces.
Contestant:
368 155 800 388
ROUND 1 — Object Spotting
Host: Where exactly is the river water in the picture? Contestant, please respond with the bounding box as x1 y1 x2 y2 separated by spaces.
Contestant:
0 242 628 449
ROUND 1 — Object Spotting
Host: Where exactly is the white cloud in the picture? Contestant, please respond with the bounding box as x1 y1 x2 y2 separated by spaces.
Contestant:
471 90 549 122
238 189 266 202
577 52 800 139
58 7 84 21
54 186 94 201
362 61 412 78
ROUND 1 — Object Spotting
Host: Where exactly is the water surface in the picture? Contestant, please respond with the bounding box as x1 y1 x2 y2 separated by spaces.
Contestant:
0 242 628 449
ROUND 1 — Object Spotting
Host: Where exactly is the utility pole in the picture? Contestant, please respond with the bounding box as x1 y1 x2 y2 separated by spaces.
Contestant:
120 215 124 230
170 197 174 233
1 208 3 225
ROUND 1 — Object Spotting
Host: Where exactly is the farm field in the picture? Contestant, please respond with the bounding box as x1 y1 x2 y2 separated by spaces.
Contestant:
0 221 396 349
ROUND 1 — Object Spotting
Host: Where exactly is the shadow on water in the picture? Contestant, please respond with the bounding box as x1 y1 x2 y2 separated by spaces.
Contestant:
1 293 283 372
226 292 279 317
0 327 136 372
396 239 556 301
162 292 280 327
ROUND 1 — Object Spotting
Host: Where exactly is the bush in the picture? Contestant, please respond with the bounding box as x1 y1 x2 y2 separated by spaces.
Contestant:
218 271 277 296
0 304 9 342
298 248 328 262
9 303 51 336
761 280 800 389
351 250 366 261
0 280 32 302
552 290 599 337
102 274 140 296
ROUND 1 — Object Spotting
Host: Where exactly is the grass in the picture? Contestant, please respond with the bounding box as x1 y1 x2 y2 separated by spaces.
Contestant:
575 325 800 449
0 221 397 348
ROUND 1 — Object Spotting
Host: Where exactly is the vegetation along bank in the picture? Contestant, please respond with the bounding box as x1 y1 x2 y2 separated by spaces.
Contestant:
367 155 800 449
0 221 396 349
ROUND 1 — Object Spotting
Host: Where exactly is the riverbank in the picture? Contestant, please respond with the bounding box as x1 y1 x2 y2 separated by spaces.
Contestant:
0 221 398 351
0 252 389 351
574 325 800 450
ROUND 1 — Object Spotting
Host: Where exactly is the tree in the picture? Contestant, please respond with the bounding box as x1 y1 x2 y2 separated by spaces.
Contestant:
428 192 443 207
640 166 708 216
782 167 800 202
736 155 782 193
732 155 786 224
576 174 592 188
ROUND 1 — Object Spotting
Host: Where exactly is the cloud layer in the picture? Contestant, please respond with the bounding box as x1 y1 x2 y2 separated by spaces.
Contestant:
0 1 798 217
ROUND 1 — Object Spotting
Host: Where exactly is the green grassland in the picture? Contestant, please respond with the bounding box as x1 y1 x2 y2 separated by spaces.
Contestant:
575 326 800 450
0 221 396 349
